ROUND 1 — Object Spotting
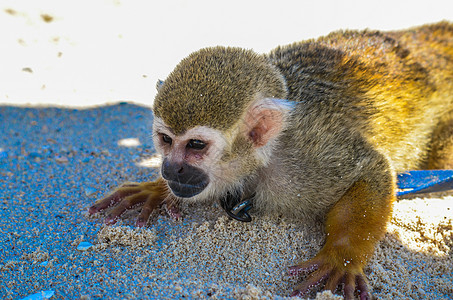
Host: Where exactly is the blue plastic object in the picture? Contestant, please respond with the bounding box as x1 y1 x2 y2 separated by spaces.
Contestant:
397 170 453 196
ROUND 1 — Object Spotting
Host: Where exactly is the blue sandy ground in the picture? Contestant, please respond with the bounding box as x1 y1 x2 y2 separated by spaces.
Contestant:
0 103 451 299
0 103 232 299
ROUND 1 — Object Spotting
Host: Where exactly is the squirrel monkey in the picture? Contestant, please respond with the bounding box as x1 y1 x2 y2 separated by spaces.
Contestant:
89 22 453 299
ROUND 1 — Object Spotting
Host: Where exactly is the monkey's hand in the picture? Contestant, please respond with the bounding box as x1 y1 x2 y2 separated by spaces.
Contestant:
289 180 393 299
288 253 370 299
88 177 179 227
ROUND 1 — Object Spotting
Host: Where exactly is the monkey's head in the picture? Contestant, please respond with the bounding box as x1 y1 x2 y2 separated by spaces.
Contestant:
152 46 291 201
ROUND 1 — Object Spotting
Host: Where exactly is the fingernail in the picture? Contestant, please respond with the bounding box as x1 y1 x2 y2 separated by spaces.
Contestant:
88 206 97 214
105 216 117 225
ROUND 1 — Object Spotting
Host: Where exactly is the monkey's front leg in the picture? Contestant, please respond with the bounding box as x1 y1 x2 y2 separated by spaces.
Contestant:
290 179 394 299
88 177 179 227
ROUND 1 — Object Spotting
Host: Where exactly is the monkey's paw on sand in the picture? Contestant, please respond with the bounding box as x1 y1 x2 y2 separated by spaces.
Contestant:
88 178 181 227
288 257 370 299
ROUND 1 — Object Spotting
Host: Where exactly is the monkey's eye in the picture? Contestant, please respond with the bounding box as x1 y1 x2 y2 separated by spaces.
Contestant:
161 134 172 145
187 139 206 150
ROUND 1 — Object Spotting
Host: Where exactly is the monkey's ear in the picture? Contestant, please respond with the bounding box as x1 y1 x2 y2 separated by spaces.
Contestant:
156 79 165 91
244 98 294 148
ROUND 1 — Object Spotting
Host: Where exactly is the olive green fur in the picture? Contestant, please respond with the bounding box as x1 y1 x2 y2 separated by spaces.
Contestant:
153 47 287 135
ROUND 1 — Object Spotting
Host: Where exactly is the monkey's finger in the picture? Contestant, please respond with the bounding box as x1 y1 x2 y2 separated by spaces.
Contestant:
324 269 343 293
165 204 181 220
165 196 181 220
104 191 151 225
136 193 166 227
88 186 142 214
356 275 371 300
288 259 321 276
342 273 355 300
291 268 330 297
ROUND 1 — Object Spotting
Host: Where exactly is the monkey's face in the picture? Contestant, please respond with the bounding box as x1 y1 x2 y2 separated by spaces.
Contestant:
152 96 294 202
152 117 232 200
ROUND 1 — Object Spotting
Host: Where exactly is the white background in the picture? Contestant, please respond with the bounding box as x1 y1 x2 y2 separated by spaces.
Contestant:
0 0 452 107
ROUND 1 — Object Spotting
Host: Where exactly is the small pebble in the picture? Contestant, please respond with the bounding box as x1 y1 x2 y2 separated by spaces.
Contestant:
39 261 49 267
20 290 55 300
84 187 97 196
0 149 8 159
77 241 93 251
55 156 69 163
28 152 43 159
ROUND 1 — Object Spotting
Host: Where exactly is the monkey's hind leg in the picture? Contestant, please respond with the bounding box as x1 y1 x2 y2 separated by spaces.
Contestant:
426 111 453 169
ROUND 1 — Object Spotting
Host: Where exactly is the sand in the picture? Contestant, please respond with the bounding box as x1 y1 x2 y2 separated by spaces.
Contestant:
0 103 452 299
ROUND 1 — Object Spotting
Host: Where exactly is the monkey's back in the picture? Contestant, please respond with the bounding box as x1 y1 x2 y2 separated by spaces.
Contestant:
268 21 453 171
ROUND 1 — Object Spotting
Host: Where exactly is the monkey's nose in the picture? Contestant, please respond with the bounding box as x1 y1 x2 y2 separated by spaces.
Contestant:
162 159 185 177
161 158 209 186
161 159 210 198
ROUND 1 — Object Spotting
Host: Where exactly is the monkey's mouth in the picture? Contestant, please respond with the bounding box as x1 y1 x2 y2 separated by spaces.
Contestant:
167 180 209 198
